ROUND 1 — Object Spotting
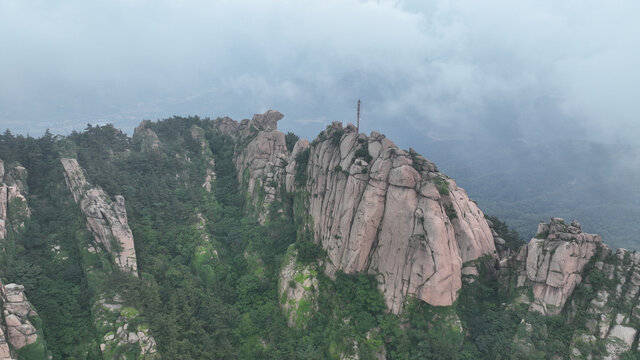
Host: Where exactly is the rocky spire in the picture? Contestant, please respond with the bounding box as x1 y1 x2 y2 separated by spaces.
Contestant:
60 158 138 275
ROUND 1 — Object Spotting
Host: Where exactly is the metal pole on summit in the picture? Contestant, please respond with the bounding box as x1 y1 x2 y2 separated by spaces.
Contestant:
357 99 361 133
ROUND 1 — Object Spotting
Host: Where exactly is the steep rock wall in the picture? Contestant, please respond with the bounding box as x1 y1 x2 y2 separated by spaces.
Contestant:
213 111 288 221
499 218 640 359
190 125 217 192
0 281 47 359
527 218 601 315
503 218 602 316
60 158 138 275
214 111 496 313
60 158 158 358
0 159 31 243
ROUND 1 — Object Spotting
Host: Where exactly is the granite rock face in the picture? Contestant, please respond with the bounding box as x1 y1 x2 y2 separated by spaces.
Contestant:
61 158 138 275
190 125 217 192
214 110 288 222
521 218 601 315
496 219 640 359
60 158 157 358
133 120 161 153
0 159 31 243
568 249 640 360
215 112 496 313
0 281 46 358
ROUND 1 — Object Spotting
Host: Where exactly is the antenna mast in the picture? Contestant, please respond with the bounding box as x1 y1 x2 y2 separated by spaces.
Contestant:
356 99 361 133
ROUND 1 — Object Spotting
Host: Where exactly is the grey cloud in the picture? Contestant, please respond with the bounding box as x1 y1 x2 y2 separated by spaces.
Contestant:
0 0 638 145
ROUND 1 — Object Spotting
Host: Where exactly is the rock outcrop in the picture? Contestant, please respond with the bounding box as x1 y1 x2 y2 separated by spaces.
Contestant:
190 125 217 192
133 120 161 153
568 248 640 360
486 218 512 259
0 281 47 359
59 159 159 358
497 218 640 359
214 111 288 221
60 158 138 275
0 159 30 243
94 295 158 359
214 112 496 313
506 218 602 315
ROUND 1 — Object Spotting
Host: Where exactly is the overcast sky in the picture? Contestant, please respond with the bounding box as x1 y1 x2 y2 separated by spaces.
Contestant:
1 0 639 145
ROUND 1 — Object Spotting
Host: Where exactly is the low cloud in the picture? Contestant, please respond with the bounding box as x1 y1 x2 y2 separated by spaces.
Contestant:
1 0 638 145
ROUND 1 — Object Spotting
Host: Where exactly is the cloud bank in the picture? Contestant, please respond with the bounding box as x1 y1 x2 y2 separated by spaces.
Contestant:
1 0 638 144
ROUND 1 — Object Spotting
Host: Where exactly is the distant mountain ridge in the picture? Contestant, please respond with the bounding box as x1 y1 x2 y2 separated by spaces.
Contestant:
420 138 640 250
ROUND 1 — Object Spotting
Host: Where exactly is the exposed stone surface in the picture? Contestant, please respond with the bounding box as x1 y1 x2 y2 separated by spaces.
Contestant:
0 281 45 357
61 158 138 275
567 248 640 360
0 329 11 359
604 325 636 359
487 219 512 259
214 110 288 222
94 295 159 359
215 112 496 313
512 218 602 315
133 120 161 152
0 159 31 342
0 159 31 242
495 220 640 359
190 125 217 192
191 125 216 192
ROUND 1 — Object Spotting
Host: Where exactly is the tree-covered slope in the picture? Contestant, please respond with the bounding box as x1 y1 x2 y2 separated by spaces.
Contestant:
0 113 638 359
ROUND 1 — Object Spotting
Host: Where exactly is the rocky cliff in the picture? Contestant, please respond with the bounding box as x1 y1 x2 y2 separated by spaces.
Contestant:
213 111 288 222
60 158 138 275
133 120 161 153
59 157 159 358
0 159 30 243
0 281 47 359
495 218 640 360
567 247 640 359
214 111 496 313
190 125 217 192
503 218 603 315
4 113 640 358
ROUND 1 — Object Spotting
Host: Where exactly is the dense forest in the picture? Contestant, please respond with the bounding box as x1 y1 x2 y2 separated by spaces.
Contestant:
0 117 638 360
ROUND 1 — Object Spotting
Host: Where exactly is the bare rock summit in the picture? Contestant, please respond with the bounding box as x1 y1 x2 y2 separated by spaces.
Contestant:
214 111 497 313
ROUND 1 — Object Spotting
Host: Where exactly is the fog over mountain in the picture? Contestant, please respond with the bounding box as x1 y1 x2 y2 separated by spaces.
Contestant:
2 0 639 247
